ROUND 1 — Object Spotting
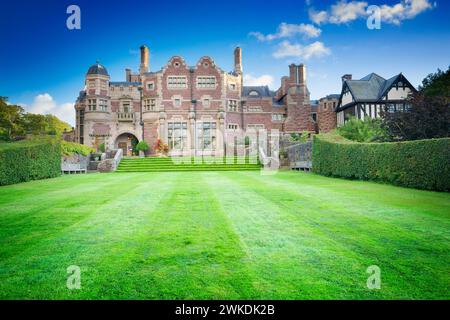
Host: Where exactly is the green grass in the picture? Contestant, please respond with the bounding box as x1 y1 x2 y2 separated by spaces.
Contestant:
0 171 449 299
117 156 261 172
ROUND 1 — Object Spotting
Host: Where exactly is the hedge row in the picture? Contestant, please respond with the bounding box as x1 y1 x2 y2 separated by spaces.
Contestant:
312 133 450 192
0 138 61 186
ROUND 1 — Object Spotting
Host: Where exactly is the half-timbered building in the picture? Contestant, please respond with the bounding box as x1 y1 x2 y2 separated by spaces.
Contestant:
336 73 417 126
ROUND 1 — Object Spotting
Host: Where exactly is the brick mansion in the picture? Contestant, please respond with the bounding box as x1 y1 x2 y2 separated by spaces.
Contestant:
74 45 414 156
74 45 337 156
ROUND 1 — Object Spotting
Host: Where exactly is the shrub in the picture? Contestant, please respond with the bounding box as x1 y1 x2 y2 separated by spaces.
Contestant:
61 140 95 156
154 139 169 154
290 131 310 142
338 117 388 142
135 140 149 152
98 143 105 153
0 138 61 186
313 132 450 192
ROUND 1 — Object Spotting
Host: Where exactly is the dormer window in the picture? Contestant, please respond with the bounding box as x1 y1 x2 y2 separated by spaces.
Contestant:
249 90 259 97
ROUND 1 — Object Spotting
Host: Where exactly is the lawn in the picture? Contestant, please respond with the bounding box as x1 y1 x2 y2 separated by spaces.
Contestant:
0 171 449 299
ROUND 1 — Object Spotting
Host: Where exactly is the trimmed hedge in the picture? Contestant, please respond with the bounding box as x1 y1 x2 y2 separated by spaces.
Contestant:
0 138 61 186
313 133 450 192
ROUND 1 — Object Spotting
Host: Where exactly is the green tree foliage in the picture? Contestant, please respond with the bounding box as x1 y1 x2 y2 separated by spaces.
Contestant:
0 97 72 141
382 94 450 141
419 66 450 101
0 97 26 141
381 68 450 141
337 117 387 142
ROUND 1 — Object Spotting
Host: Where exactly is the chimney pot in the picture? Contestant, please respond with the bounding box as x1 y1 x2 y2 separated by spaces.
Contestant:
342 74 352 82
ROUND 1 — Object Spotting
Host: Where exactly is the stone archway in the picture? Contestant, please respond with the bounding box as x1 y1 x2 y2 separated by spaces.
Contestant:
114 133 139 157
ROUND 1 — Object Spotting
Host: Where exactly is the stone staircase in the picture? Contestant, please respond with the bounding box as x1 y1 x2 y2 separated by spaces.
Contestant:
116 156 261 172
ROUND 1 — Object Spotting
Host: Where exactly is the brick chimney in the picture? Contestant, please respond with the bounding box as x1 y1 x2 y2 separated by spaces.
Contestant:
341 74 352 82
234 47 242 74
140 45 149 74
298 64 306 85
289 64 306 85
125 68 131 82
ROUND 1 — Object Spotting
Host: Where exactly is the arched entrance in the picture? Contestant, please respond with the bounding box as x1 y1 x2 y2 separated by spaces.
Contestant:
115 133 139 157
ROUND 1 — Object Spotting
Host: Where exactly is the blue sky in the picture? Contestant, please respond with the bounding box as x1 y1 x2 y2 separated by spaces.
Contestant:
0 0 449 125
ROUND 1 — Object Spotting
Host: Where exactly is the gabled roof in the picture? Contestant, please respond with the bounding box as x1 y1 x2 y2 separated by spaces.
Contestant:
243 86 274 97
343 72 415 103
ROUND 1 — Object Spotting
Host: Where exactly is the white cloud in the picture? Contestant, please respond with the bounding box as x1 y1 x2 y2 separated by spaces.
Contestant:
309 9 328 25
273 41 331 60
308 0 434 25
24 93 75 126
243 74 274 88
380 0 435 25
329 1 368 24
249 22 321 41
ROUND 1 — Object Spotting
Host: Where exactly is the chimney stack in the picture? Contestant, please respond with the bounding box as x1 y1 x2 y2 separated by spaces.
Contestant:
140 45 149 74
299 64 306 85
289 64 306 85
234 47 242 74
341 74 352 82
125 68 131 82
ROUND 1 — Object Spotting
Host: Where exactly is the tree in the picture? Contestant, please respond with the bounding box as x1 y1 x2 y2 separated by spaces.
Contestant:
44 114 72 136
22 113 48 135
382 94 449 141
0 97 25 141
381 67 450 141
419 66 450 101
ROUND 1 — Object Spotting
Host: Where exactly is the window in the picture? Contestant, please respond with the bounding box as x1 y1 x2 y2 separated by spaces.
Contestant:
247 124 265 131
228 100 237 111
272 114 283 121
122 101 131 113
144 99 157 111
229 83 236 90
197 76 216 89
147 82 154 90
168 122 188 150
197 122 217 150
228 124 238 131
88 99 97 111
247 106 261 112
174 98 181 108
248 90 259 97
167 76 187 89
311 112 317 122
99 99 108 112
203 98 210 108
387 103 396 113
88 80 95 88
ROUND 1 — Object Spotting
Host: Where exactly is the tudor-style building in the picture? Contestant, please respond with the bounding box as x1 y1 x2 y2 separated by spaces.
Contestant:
336 73 417 126
74 45 316 156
